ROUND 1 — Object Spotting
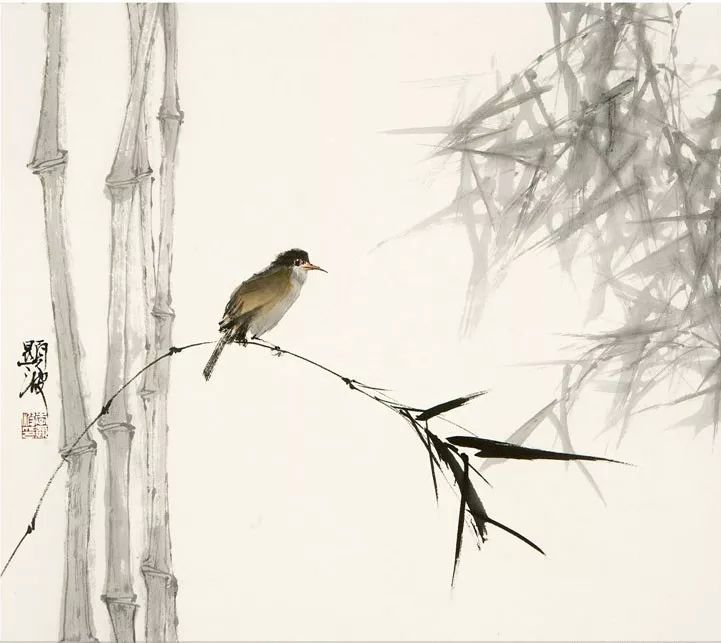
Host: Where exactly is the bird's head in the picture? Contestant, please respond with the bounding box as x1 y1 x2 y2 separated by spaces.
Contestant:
273 248 327 274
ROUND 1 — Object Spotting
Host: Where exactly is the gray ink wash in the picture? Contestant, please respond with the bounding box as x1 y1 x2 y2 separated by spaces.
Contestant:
386 3 721 443
98 4 159 641
27 5 99 642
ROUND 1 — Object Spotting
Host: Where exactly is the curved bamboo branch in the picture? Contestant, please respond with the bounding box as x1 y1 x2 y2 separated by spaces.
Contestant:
4 335 626 588
1 341 213 580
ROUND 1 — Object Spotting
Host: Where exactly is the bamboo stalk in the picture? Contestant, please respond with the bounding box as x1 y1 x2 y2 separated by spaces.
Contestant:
28 5 99 642
141 6 183 640
127 0 157 555
98 5 159 641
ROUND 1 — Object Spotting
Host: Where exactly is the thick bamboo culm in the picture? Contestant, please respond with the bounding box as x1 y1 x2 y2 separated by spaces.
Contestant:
140 5 183 641
28 5 99 641
98 4 159 641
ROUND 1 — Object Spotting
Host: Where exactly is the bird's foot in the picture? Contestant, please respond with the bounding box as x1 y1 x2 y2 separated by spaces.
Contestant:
252 335 282 354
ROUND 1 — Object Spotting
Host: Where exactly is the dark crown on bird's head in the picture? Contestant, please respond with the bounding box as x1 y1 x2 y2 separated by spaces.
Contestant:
273 248 310 267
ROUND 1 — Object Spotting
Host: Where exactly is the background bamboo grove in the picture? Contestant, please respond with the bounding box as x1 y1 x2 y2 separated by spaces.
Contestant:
388 3 721 448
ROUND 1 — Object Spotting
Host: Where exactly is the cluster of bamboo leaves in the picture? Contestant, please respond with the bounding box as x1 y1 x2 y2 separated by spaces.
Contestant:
391 3 721 441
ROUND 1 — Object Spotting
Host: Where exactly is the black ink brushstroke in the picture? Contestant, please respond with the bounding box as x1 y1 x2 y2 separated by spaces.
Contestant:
415 390 488 421
428 433 546 556
446 436 628 464
452 454 470 586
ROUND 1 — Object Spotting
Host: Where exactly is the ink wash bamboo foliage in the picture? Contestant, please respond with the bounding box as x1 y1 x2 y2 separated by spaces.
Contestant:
140 4 183 641
388 3 721 439
99 4 159 641
28 4 98 641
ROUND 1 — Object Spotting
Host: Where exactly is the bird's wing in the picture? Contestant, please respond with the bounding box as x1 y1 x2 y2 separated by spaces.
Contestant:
220 267 291 326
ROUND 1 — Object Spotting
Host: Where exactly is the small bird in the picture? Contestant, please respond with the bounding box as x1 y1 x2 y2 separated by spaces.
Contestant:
203 248 326 380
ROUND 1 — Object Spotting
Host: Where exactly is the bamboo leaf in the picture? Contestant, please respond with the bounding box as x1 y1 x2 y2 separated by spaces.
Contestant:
452 146 548 169
416 390 488 421
452 455 470 585
544 182 643 246
383 126 454 136
373 190 483 250
635 383 721 414
485 518 545 555
450 86 554 140
401 410 443 503
446 436 626 464
429 435 544 554
428 435 489 541
479 400 557 472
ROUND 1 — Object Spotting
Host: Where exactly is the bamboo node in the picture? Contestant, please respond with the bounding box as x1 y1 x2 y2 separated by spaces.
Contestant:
158 108 184 123
100 593 138 606
27 150 67 174
140 564 175 581
97 421 136 435
61 441 98 460
105 174 139 190
136 168 154 181
151 305 176 319
140 386 158 398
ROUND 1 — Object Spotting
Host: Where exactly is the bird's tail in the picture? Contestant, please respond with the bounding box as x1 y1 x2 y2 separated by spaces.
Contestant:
203 333 230 381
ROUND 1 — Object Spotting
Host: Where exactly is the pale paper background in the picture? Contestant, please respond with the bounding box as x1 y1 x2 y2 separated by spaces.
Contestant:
2 3 721 641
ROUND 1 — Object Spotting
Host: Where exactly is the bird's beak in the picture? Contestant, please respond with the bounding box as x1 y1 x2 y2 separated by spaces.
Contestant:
302 261 327 273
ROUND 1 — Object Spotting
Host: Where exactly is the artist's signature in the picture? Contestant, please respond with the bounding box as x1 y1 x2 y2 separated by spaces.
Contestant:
17 340 49 439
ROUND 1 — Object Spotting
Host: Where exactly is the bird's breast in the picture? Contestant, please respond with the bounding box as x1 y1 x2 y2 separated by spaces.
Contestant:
248 278 303 337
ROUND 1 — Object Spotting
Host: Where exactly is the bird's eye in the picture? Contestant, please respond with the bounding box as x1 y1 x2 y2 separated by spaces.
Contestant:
294 258 302 266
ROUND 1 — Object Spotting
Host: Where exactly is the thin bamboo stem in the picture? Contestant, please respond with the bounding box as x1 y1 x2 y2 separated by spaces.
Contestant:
28 5 98 641
127 0 157 576
98 4 159 641
141 4 183 641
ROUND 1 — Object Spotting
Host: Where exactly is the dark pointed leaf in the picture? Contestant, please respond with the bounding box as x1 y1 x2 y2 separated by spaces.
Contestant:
451 455 470 586
485 518 545 555
428 434 489 541
400 410 442 502
446 436 627 464
423 427 439 503
479 400 557 472
416 390 488 421
428 435 544 555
